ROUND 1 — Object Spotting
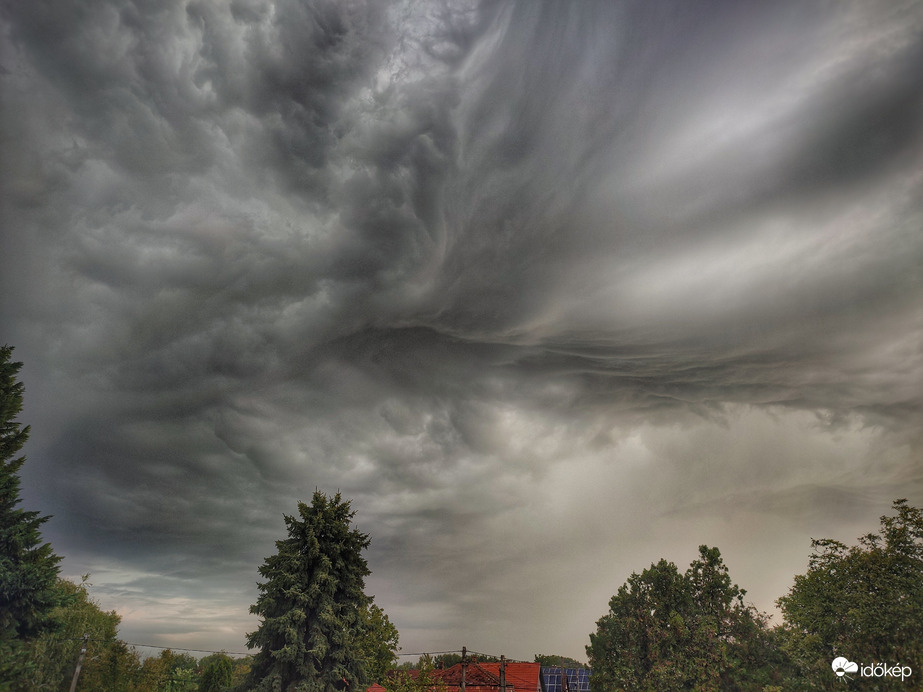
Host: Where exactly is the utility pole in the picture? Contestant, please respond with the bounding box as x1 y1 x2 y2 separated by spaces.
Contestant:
461 646 467 692
500 655 507 692
69 633 89 692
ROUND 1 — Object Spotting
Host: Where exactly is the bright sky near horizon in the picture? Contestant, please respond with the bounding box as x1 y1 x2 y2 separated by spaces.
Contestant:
2 0 922 662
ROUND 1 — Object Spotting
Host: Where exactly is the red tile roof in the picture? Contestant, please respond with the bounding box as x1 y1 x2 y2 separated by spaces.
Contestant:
476 663 541 692
433 662 498 688
381 661 542 692
431 661 541 692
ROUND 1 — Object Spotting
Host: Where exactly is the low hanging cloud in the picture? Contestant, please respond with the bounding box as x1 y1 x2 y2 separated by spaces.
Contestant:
2 0 922 660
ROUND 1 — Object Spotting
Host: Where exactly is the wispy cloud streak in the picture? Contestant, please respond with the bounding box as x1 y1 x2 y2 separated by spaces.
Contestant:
1 0 921 658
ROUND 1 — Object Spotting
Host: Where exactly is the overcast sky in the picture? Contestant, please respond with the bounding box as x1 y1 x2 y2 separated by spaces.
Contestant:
2 0 922 663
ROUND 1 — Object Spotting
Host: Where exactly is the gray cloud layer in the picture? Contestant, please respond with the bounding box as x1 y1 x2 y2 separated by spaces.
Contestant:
2 0 922 659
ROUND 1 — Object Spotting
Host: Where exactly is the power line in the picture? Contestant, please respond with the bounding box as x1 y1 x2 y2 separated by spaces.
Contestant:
126 642 251 657
53 637 250 657
395 650 534 665
56 640 539 665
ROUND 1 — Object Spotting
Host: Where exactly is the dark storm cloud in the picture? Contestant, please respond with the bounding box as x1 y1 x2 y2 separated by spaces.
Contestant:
2 0 922 658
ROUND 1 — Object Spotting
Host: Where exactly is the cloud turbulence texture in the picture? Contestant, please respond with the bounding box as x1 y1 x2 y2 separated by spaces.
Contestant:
1 0 922 659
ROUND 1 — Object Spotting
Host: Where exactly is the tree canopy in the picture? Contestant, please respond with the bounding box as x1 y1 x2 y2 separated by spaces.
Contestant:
356 599 400 683
0 345 63 687
199 652 234 692
244 490 384 692
382 654 447 692
587 545 786 691
533 654 587 669
777 498 923 687
21 576 143 691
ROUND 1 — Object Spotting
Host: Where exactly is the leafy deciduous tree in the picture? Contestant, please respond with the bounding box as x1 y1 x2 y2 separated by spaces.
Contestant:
427 653 499 669
137 649 199 691
24 575 143 691
533 654 587 669
230 656 254 689
356 600 400 683
199 652 234 692
587 546 786 691
382 654 446 692
777 498 923 688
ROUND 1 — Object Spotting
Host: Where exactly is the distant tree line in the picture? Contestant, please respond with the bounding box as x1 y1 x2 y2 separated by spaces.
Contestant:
532 654 587 669
2 344 921 690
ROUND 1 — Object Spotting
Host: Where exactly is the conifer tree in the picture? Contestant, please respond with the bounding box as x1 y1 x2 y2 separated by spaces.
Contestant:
0 345 62 686
245 491 372 692
199 653 234 692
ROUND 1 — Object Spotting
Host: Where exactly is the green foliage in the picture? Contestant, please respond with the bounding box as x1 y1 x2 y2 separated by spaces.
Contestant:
0 345 63 688
427 653 498 669
777 498 923 689
167 665 200 692
22 575 144 691
244 491 373 692
230 656 254 688
587 546 786 691
382 654 446 692
356 600 400 683
432 653 500 670
431 654 461 669
533 654 587 669
136 649 200 691
88 639 144 691
200 653 234 692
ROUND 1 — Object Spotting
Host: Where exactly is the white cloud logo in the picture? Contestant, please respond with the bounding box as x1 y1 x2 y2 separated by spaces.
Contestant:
832 657 859 679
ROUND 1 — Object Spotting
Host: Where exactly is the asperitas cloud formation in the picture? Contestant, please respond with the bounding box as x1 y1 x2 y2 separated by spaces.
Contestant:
1 0 921 658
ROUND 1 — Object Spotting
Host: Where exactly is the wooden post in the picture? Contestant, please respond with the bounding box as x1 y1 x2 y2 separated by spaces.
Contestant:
461 646 467 692
69 633 89 692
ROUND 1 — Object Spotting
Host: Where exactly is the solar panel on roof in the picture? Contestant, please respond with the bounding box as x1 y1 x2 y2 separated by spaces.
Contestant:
540 668 590 692
540 669 561 692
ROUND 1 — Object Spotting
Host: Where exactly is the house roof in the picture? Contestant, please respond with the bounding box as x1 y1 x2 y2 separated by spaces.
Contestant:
477 662 542 692
435 662 500 688
431 661 541 692
384 660 543 692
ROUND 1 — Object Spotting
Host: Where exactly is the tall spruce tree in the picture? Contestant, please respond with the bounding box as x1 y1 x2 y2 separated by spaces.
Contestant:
0 345 62 686
245 491 372 692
